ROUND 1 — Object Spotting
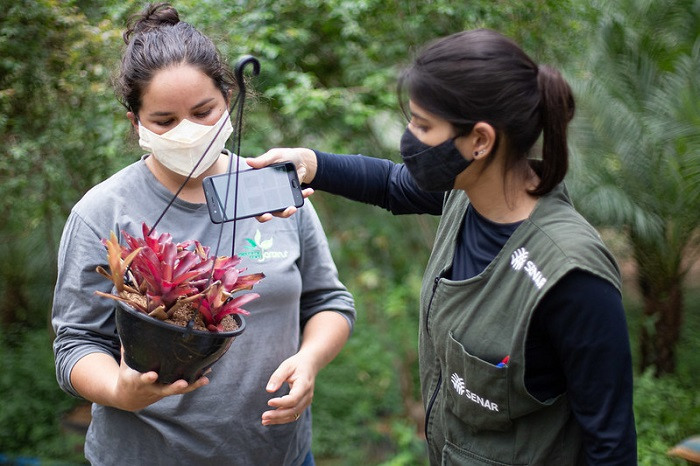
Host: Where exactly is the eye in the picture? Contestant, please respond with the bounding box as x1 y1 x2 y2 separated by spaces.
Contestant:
194 108 213 119
155 119 175 127
409 120 429 132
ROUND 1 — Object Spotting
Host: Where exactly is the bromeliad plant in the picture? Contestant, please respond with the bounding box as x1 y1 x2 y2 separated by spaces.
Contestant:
95 222 264 332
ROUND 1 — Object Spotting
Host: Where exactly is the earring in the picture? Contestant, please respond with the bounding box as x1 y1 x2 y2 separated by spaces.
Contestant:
473 150 485 157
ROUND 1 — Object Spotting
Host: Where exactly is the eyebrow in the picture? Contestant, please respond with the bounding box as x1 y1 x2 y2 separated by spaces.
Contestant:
147 97 217 117
410 111 430 122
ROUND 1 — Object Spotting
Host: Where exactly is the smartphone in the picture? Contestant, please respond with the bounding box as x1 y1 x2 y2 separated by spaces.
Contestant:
202 162 304 223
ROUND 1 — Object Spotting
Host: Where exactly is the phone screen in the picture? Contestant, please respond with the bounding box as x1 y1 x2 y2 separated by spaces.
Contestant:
203 163 303 223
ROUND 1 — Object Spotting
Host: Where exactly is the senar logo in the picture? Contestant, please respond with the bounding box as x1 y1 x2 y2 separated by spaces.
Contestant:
510 247 529 271
510 247 547 290
451 373 466 396
450 372 499 412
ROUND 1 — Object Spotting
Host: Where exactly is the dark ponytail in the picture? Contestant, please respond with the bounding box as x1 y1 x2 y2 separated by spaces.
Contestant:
531 65 575 196
115 2 235 116
398 29 575 196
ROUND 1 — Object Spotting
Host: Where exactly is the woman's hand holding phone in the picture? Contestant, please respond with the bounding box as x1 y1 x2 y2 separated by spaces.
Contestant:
247 148 318 222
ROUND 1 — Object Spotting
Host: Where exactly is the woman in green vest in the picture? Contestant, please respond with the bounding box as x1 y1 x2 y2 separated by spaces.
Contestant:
252 29 637 465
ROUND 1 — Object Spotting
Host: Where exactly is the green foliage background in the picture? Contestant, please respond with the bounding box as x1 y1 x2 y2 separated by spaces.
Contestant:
0 0 697 464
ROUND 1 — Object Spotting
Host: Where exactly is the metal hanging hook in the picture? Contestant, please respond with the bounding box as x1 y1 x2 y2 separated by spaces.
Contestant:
195 55 262 330
235 55 261 93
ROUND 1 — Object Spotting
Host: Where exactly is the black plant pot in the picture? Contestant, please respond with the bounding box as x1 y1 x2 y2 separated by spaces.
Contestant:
114 300 245 384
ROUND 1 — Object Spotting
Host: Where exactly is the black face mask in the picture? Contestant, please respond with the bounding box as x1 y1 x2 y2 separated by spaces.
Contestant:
399 128 472 192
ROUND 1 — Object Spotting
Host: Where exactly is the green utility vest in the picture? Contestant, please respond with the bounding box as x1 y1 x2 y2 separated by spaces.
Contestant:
419 185 621 465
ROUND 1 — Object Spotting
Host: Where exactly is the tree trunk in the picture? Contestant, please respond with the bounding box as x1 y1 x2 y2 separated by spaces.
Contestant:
637 267 684 377
0 272 29 327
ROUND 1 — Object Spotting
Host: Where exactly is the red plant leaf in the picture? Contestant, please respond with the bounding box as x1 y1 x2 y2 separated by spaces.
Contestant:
160 242 178 282
229 273 266 294
192 241 210 260
218 268 241 289
196 300 214 326
216 293 258 320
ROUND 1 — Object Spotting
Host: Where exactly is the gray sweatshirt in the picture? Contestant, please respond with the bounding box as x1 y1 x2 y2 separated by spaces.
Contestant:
52 156 355 465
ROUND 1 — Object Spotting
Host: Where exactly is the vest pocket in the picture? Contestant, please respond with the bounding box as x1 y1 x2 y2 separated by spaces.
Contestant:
442 439 523 465
444 333 512 433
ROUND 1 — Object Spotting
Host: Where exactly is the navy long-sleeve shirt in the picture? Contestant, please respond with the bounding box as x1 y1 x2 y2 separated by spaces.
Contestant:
310 150 637 464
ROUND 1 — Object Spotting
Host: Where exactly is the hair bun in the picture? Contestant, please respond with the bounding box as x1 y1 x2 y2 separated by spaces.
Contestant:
123 2 180 44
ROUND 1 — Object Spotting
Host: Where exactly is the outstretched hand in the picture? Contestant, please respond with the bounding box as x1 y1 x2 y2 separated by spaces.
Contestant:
247 148 318 222
247 148 318 184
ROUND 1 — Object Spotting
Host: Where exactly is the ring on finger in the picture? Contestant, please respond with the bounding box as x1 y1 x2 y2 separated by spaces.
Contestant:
294 412 300 421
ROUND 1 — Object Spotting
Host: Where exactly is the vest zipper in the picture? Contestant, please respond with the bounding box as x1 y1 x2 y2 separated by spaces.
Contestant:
424 370 441 442
424 277 441 446
425 276 440 336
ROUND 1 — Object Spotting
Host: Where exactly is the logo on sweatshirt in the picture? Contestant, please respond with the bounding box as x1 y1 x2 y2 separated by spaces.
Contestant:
450 373 499 412
510 247 547 290
238 230 289 262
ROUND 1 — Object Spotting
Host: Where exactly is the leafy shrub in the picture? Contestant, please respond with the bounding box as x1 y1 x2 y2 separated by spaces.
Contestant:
634 370 700 465
0 327 85 463
626 288 700 465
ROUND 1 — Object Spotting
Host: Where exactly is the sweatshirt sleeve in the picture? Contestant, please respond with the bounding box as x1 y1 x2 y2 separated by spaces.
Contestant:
294 200 356 330
51 211 121 398
310 150 444 215
534 270 637 465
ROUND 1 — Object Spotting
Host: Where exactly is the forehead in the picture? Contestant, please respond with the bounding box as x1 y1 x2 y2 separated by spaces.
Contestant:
409 100 441 122
139 64 224 114
408 100 451 127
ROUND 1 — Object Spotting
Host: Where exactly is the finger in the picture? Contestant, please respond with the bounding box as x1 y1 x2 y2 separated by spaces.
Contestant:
269 206 298 219
139 371 159 384
119 350 158 384
262 386 297 425
268 373 314 411
161 379 189 393
277 206 298 217
261 407 300 426
266 362 294 394
265 377 283 394
161 376 209 396
267 391 296 408
254 207 295 223
246 150 283 168
255 189 315 223
181 376 209 393
254 213 275 223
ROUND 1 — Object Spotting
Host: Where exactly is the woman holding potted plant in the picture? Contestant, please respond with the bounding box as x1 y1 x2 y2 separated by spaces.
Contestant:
51 3 355 465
